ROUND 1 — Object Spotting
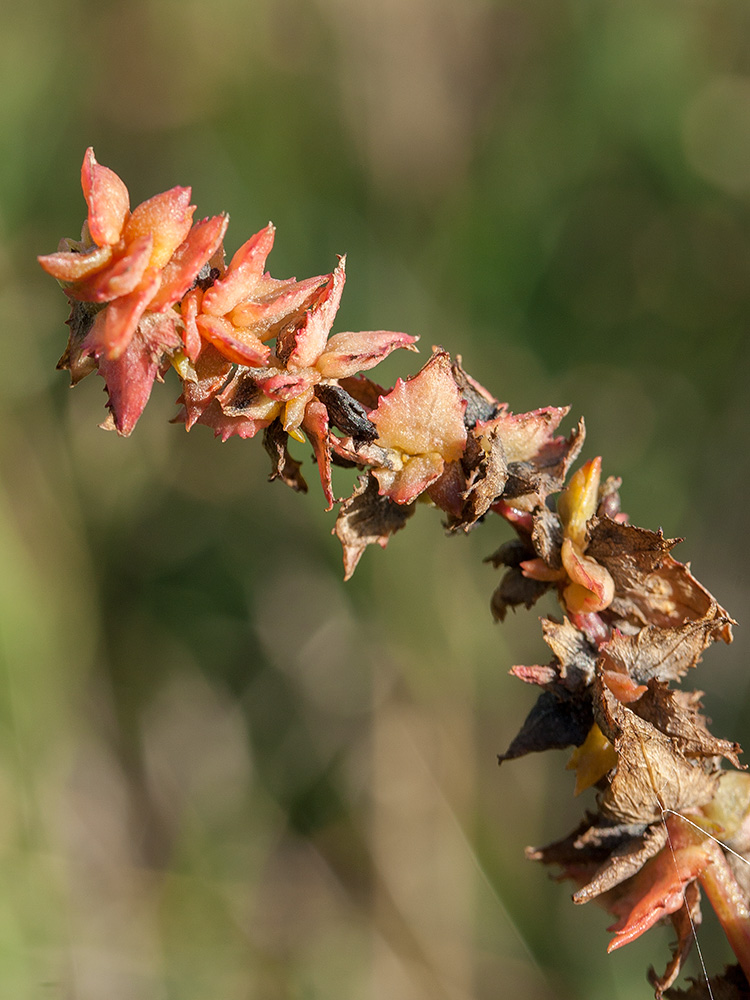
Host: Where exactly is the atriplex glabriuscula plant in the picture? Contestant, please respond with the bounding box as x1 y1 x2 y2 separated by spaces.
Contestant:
40 148 750 999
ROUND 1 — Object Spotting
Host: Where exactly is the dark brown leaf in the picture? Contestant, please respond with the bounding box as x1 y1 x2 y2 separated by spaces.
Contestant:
58 299 100 384
334 473 415 579
532 505 564 570
444 424 509 531
663 964 750 1000
527 813 650 861
485 538 534 569
490 568 551 622
313 383 378 441
450 355 501 426
541 616 598 691
263 420 308 493
497 688 593 762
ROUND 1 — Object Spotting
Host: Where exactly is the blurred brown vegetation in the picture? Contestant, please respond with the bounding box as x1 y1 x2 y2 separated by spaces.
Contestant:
4 0 750 997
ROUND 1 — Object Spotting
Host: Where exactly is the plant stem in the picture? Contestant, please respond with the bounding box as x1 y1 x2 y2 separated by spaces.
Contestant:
699 838 750 984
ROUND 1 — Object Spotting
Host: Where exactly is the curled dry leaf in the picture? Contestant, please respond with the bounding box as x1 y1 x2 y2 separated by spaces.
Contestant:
439 424 508 532
527 814 667 895
490 568 551 621
541 617 599 692
587 519 734 640
635 683 742 770
594 683 719 826
263 419 308 493
334 474 416 580
600 615 734 685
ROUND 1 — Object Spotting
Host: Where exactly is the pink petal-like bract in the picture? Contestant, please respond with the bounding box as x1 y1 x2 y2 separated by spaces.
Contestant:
84 271 161 360
256 369 318 402
480 406 569 464
201 224 279 317
287 258 346 369
65 234 153 303
180 288 203 362
81 147 130 247
196 314 270 367
37 244 114 283
190 402 275 442
303 397 334 509
123 187 195 271
374 453 445 505
228 274 329 340
316 330 418 379
150 213 229 312
99 316 180 436
176 344 233 429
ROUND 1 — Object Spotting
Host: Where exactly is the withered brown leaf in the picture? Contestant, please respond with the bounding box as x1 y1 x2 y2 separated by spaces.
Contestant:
526 813 662 891
600 615 734 685
443 424 509 532
634 683 742 770
587 518 733 640
263 420 308 493
541 616 599 691
490 568 551 622
663 964 750 1000
334 473 415 579
531 505 564 570
450 355 501 426
572 822 668 903
594 684 719 825
497 688 594 762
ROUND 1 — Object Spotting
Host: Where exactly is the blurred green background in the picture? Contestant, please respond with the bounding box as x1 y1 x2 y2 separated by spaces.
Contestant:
4 1 750 997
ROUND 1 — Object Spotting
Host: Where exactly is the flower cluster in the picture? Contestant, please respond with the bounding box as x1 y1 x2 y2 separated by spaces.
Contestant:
41 150 750 999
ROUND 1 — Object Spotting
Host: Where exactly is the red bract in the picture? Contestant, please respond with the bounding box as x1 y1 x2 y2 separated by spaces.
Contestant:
180 223 329 365
38 148 225 359
605 816 712 952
